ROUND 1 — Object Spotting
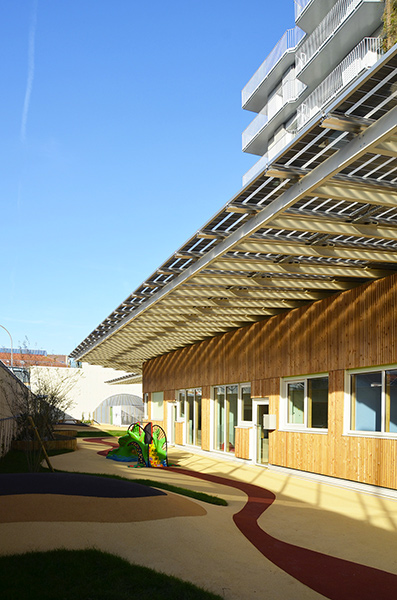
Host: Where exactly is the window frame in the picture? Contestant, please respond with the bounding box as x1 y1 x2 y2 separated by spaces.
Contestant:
211 382 253 454
151 391 164 421
344 364 397 438
239 382 253 425
280 373 329 433
143 392 149 420
176 387 202 447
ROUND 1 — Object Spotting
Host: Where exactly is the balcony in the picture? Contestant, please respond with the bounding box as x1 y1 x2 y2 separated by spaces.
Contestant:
242 35 383 187
295 0 312 19
296 37 383 130
242 154 269 187
242 76 305 155
242 27 306 113
295 0 340 33
296 0 384 88
242 126 296 186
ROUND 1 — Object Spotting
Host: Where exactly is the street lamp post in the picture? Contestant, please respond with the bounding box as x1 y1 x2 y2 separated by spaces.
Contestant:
0 325 13 368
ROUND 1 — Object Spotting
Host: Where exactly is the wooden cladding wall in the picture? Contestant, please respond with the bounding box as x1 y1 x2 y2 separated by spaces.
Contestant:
143 275 397 391
143 275 397 489
175 421 184 446
235 428 251 460
268 370 397 490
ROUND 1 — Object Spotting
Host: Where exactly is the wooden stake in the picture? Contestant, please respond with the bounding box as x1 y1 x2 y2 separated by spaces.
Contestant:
28 416 54 473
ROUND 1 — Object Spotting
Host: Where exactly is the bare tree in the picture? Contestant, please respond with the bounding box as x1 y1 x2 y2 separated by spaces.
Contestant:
2 365 80 471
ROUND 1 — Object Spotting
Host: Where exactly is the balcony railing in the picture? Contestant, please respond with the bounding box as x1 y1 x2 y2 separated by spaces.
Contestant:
242 113 268 151
296 0 364 74
242 154 269 187
296 37 383 130
294 0 313 19
242 77 305 151
268 130 294 162
242 27 305 108
242 125 295 185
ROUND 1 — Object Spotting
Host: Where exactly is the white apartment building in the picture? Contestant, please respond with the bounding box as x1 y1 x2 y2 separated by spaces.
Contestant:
242 0 385 186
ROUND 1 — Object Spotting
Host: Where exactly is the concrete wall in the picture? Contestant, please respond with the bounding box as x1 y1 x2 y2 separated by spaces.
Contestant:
30 362 142 421
0 361 30 456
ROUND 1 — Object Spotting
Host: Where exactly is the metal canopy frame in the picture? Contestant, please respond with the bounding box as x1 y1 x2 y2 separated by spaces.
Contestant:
70 47 397 374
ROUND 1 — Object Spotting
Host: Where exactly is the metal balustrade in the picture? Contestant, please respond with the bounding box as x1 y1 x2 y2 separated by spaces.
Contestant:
268 130 294 161
242 154 269 187
242 77 305 150
297 37 383 129
296 0 364 74
243 36 383 185
242 113 269 151
242 27 305 108
294 0 313 19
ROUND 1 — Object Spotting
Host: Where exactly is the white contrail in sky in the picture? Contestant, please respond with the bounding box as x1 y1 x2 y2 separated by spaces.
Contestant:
20 0 38 143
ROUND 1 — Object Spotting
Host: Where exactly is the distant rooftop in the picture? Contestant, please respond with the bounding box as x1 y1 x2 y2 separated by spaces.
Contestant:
0 347 47 356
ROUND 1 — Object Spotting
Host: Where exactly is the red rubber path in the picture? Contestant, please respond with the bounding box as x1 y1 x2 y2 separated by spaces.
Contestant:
169 467 397 600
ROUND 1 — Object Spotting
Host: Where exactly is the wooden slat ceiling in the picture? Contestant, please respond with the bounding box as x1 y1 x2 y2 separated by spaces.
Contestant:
70 48 397 374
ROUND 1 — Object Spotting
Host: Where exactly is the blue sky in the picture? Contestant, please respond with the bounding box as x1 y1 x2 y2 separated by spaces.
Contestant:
0 0 295 355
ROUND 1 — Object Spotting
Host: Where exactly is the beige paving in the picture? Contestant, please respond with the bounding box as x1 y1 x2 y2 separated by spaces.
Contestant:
1 428 397 599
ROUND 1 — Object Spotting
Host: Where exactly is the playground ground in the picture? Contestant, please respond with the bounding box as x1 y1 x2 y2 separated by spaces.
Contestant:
1 425 397 600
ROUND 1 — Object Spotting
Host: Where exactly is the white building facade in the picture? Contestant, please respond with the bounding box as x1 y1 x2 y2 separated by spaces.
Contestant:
242 0 385 186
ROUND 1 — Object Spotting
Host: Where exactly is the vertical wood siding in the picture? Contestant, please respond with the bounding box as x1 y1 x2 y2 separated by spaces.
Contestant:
235 428 251 459
143 275 397 489
175 421 184 445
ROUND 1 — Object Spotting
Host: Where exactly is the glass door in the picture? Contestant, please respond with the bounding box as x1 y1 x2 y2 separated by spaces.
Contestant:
213 385 238 454
226 385 238 454
186 388 202 447
168 402 178 445
214 386 225 451
254 400 269 465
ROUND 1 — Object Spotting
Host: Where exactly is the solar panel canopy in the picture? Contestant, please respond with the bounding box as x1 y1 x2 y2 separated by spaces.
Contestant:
70 49 397 375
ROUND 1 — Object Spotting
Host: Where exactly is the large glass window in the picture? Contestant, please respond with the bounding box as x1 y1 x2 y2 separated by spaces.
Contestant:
195 388 202 446
350 368 397 434
226 385 238 453
178 390 185 419
213 383 252 453
283 375 328 430
178 388 202 447
241 384 252 421
151 391 164 420
186 389 194 445
308 377 329 428
143 392 149 419
287 381 304 425
214 386 225 451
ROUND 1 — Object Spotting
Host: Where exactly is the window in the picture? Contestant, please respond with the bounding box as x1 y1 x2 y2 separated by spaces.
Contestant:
281 375 328 430
241 384 252 422
348 367 397 434
143 392 149 419
176 388 202 447
151 391 164 420
213 383 252 453
177 390 185 419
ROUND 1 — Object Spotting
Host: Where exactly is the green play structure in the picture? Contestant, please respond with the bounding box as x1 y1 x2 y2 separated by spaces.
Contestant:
106 422 168 467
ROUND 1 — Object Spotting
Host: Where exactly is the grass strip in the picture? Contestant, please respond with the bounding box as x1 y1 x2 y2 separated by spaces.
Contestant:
133 477 228 506
0 548 223 600
43 469 228 506
0 447 228 506
76 429 122 437
0 448 74 474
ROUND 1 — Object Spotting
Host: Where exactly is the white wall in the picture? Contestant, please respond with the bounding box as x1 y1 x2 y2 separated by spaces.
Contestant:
0 362 27 456
30 362 142 421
